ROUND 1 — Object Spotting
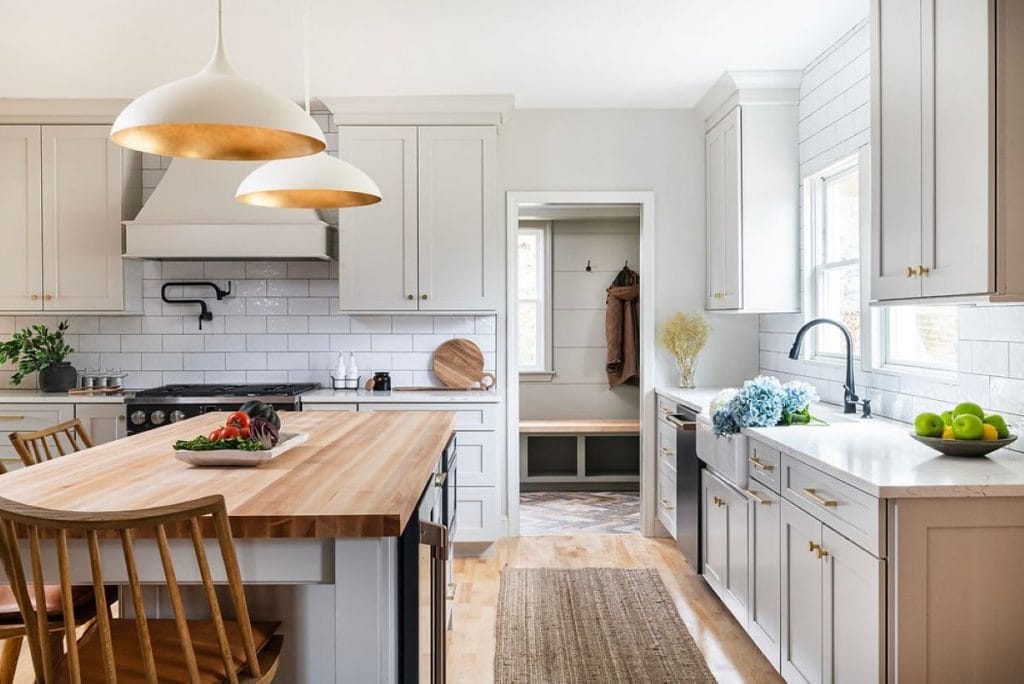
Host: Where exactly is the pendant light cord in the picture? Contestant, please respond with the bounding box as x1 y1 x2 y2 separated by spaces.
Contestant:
303 0 311 115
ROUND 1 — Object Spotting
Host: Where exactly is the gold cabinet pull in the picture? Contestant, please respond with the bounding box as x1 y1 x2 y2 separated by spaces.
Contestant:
748 456 774 472
745 489 772 505
816 547 829 559
446 582 457 601
802 487 838 508
0 415 26 421
915 265 930 277
434 472 448 487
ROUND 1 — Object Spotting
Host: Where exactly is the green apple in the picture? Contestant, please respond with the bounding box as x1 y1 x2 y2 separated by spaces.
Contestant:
984 414 1010 439
940 410 954 427
915 412 946 438
953 401 985 421
952 414 984 440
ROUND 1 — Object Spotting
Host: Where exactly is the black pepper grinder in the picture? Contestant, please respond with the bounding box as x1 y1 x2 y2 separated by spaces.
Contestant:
372 371 392 392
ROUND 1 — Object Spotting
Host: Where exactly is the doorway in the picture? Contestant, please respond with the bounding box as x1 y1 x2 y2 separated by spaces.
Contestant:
504 191 656 539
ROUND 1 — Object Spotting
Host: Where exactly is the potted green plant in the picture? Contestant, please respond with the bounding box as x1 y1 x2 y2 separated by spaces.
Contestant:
0 320 77 392
659 312 710 388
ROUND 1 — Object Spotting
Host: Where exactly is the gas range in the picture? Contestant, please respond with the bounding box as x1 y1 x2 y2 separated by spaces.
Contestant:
126 383 319 434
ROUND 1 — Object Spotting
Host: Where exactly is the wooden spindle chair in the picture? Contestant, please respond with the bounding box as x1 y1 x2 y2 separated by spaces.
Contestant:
0 494 283 684
9 419 94 468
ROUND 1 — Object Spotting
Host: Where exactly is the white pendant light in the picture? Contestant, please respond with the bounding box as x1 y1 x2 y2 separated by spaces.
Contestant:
234 0 381 208
110 0 325 161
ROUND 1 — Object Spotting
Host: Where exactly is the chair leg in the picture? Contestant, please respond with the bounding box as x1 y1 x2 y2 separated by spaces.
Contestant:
0 636 23 684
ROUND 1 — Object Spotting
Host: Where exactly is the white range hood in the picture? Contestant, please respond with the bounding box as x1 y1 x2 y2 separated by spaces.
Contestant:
123 159 334 261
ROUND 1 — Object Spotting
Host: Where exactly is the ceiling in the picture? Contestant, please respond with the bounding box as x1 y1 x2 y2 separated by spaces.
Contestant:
0 0 867 108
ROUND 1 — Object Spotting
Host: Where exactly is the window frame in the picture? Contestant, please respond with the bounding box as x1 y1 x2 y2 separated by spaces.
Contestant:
517 221 554 377
876 304 959 375
806 155 863 362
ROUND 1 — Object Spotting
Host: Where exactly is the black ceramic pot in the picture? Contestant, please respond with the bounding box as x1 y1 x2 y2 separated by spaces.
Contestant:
39 362 77 393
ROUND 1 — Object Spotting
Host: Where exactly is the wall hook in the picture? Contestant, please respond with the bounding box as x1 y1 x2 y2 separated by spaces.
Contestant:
161 281 232 330
585 260 592 272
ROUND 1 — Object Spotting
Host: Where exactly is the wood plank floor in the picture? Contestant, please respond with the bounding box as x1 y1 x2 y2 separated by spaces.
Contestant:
448 534 783 683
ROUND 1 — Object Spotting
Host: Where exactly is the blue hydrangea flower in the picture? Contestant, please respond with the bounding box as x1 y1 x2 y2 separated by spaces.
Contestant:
781 381 818 414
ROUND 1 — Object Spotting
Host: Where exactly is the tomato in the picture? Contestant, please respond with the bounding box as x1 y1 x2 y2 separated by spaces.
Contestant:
220 425 241 440
226 411 250 430
240 427 251 439
208 428 225 442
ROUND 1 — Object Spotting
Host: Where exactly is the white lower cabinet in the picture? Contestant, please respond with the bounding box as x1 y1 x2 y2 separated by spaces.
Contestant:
75 403 125 445
780 499 882 684
701 468 749 624
746 481 781 670
656 462 676 539
0 403 74 471
454 485 498 544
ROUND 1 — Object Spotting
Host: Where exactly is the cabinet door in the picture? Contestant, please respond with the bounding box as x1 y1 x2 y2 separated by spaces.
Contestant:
41 126 124 311
0 403 75 471
705 107 742 310
747 485 781 670
701 470 728 595
656 463 677 540
76 403 125 445
0 126 43 310
923 0 991 297
450 429 496 487
720 477 750 623
781 500 824 684
871 0 925 301
417 126 499 311
822 526 882 684
995 0 1024 300
337 126 418 311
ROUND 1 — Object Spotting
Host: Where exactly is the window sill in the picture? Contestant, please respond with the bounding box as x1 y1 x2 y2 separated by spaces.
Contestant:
520 371 556 383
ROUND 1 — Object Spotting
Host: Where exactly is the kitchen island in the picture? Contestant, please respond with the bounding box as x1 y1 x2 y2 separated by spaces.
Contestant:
0 410 457 683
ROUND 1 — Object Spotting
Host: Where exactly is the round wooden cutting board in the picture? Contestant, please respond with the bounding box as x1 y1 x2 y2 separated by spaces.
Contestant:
432 338 496 389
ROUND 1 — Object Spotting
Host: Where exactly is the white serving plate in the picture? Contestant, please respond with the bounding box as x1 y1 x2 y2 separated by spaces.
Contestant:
174 432 308 467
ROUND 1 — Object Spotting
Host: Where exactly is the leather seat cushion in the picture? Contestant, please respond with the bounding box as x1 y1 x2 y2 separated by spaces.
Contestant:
62 618 279 683
0 585 97 622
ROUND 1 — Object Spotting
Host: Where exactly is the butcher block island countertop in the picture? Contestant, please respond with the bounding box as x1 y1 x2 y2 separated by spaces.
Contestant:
0 410 457 538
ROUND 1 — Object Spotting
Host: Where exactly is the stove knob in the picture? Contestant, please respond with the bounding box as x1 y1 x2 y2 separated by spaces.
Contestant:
169 410 187 424
150 410 166 426
129 410 147 426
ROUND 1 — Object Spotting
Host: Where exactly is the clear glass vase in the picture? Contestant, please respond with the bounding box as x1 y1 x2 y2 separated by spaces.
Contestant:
675 356 697 388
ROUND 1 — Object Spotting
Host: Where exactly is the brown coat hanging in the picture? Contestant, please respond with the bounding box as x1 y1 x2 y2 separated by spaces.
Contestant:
606 264 639 388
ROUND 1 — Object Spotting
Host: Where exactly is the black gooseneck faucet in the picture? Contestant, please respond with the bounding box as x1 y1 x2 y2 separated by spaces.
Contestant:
788 318 859 414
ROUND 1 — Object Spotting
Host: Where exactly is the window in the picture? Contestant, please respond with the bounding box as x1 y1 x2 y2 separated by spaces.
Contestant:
518 223 552 373
881 305 958 371
808 157 862 358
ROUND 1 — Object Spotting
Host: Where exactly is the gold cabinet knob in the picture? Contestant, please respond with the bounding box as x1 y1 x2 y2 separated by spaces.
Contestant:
30 294 39 301
406 294 414 300
43 294 53 301
421 294 428 300
808 541 820 553
915 265 930 277
816 547 829 559
906 266 916 278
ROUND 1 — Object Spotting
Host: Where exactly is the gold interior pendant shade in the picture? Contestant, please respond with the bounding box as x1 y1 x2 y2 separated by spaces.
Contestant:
110 0 325 161
236 153 382 208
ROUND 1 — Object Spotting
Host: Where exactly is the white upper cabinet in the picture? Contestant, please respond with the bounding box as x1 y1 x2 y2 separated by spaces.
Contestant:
0 126 43 310
42 126 125 310
0 123 137 313
337 125 499 312
994 0 1024 301
700 72 801 313
417 126 499 311
338 126 419 311
872 0 999 301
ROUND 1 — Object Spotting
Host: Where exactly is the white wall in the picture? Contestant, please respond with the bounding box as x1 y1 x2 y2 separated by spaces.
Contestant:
759 19 1024 454
520 218 641 420
500 109 761 391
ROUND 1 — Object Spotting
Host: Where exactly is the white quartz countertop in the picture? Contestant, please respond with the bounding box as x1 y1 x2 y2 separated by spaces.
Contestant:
0 389 130 404
301 389 501 404
658 386 1024 498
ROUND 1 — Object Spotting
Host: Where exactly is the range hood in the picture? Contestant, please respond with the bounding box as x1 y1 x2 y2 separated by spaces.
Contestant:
123 159 335 261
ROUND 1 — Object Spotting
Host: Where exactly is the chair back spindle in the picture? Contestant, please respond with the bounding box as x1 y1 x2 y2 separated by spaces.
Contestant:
9 419 95 468
0 495 269 683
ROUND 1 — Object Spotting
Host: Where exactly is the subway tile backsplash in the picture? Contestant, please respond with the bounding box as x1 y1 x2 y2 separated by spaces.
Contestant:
0 260 497 390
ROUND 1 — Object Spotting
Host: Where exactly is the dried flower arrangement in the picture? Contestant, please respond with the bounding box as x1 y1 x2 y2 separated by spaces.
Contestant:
659 312 710 388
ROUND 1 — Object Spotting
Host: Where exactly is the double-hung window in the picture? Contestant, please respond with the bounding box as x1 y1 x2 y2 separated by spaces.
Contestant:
808 157 862 358
518 222 553 374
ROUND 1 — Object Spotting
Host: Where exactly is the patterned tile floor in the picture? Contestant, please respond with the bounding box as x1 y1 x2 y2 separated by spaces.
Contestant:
519 491 641 536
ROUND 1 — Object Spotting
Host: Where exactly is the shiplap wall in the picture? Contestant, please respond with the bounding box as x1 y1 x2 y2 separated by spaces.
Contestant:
758 18 1024 452
0 109 496 390
519 219 640 420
